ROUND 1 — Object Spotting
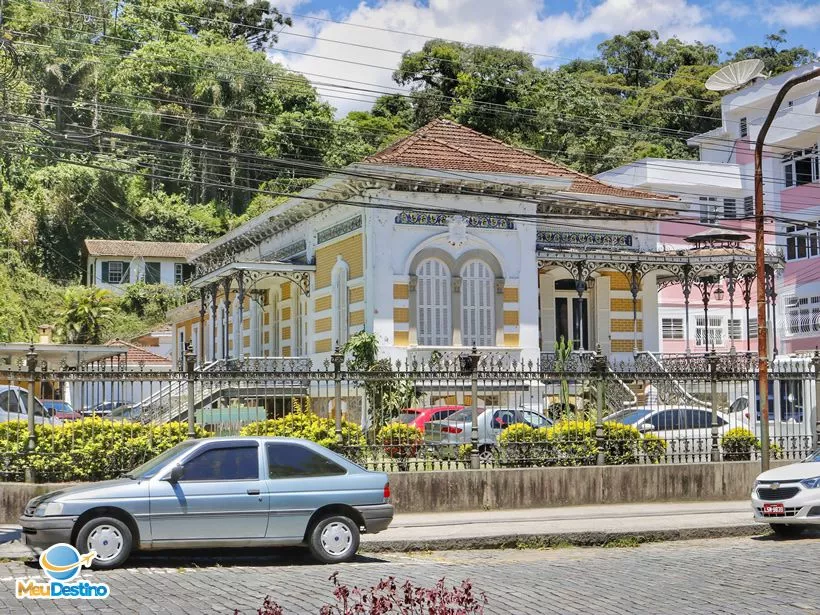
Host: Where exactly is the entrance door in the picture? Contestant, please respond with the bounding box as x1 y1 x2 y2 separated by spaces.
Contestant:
555 296 589 350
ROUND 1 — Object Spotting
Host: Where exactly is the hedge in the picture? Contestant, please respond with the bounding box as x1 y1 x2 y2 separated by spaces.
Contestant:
0 419 211 482
720 427 783 461
496 420 668 467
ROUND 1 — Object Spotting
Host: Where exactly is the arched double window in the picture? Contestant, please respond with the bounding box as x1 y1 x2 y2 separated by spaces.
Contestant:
461 260 495 347
416 258 452 346
332 259 350 346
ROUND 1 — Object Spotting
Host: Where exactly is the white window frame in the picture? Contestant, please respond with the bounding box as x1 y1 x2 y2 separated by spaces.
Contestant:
699 197 718 224
695 315 723 346
416 258 451 347
783 146 819 188
785 224 819 262
461 259 495 347
108 261 124 284
728 319 743 340
332 259 350 347
661 318 684 340
723 198 737 219
175 263 184 285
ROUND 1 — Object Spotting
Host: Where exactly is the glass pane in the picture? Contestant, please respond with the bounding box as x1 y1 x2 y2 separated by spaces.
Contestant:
267 443 346 479
555 298 569 346
182 446 259 481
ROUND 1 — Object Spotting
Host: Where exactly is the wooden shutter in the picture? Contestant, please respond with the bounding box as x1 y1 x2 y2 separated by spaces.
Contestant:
417 259 451 346
461 260 494 347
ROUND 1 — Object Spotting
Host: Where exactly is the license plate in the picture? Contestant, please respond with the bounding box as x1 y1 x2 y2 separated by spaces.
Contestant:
763 503 785 514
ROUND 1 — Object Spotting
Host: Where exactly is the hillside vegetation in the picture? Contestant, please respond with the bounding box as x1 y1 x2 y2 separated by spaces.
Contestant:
0 0 814 342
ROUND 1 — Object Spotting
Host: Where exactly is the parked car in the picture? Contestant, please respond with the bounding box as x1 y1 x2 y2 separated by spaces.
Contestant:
108 403 142 421
41 399 82 421
0 385 62 426
425 407 553 463
605 405 747 456
82 401 123 417
394 405 464 432
752 448 820 537
19 437 393 568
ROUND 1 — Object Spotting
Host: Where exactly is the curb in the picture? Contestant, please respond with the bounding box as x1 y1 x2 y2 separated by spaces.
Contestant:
360 524 766 553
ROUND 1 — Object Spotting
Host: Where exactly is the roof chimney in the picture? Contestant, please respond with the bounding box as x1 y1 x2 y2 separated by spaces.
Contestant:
37 324 54 345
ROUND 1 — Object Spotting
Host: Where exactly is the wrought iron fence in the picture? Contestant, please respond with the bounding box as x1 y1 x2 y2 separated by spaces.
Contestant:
1 347 818 481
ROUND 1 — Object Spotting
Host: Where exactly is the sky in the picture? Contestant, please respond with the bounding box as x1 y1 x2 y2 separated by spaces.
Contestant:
266 0 820 115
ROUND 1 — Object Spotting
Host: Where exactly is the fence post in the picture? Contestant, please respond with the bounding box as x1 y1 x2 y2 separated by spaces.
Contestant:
708 349 720 462
593 345 606 466
25 346 38 483
464 346 481 470
331 346 345 443
185 343 197 439
813 350 820 451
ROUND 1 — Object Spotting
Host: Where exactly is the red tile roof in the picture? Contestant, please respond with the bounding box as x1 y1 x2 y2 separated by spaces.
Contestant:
105 340 172 366
364 119 676 201
84 240 207 259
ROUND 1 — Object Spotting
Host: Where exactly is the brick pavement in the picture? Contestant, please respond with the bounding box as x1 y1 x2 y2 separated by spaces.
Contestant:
0 535 818 614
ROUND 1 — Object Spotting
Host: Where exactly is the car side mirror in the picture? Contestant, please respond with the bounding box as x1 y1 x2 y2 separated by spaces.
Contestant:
637 422 656 433
165 464 184 482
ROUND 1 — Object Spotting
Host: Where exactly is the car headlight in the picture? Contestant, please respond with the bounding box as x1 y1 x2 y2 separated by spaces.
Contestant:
800 476 820 489
34 502 64 517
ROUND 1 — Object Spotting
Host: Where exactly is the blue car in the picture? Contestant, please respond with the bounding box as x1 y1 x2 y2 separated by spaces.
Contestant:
19 437 393 567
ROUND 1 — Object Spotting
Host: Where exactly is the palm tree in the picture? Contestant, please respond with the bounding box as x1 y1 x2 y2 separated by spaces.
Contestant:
56 287 114 344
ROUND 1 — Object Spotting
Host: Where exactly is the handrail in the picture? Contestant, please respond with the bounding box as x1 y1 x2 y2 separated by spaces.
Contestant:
634 351 710 408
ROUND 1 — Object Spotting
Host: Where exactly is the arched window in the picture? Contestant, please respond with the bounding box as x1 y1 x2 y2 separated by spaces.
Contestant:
461 260 495 347
417 258 451 346
270 290 280 356
332 259 350 346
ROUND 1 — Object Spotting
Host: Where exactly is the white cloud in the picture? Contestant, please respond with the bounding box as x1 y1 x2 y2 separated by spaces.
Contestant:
268 0 733 116
759 1 820 27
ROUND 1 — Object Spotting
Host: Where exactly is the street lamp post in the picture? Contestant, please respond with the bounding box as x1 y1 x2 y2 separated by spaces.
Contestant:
753 66 820 471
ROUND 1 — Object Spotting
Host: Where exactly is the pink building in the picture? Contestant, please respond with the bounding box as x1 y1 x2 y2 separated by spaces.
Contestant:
598 63 820 356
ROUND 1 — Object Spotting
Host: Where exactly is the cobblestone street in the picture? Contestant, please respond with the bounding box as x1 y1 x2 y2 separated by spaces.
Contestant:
1 536 818 614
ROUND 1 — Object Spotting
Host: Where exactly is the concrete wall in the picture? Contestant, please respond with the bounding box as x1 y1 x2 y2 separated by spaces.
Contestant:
0 460 786 522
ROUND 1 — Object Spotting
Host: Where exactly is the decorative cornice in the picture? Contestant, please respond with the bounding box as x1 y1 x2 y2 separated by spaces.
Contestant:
317 215 363 245
395 211 515 230
537 229 634 250
261 239 307 262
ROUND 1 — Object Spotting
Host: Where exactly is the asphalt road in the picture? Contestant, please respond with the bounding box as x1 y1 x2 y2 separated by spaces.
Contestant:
1 534 818 614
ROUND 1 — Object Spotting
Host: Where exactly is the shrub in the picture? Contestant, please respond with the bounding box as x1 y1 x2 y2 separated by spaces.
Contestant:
240 411 366 462
721 427 759 461
641 433 668 463
376 423 423 470
0 419 211 482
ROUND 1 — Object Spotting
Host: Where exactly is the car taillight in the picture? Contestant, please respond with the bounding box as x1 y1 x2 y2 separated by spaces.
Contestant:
442 425 463 434
384 483 391 500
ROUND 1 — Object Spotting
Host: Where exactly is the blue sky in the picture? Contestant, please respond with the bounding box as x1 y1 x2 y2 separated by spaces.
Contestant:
267 0 820 114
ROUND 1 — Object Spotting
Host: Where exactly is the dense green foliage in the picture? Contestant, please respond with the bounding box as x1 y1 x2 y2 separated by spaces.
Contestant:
240 409 367 456
0 419 210 481
496 420 667 466
0 0 812 342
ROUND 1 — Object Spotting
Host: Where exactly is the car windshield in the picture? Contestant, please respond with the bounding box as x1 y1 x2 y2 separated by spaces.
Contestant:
616 409 653 425
522 411 551 428
806 449 820 463
396 411 421 424
18 391 48 418
126 440 200 478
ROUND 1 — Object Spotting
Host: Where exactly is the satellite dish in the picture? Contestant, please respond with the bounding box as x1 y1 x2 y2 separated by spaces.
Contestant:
705 59 765 91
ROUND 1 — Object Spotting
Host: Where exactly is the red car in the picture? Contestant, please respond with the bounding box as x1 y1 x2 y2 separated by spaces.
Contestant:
396 406 464 432
41 399 83 421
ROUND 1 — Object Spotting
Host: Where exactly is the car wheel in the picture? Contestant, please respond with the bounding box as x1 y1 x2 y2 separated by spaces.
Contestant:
478 445 495 465
769 524 804 538
76 516 133 569
308 515 360 564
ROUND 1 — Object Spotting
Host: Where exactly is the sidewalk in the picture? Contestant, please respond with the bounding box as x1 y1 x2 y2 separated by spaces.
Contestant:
0 500 761 559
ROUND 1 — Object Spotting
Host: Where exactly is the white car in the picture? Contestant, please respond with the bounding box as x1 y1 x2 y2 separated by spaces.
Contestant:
752 449 820 536
0 385 62 426
605 405 748 459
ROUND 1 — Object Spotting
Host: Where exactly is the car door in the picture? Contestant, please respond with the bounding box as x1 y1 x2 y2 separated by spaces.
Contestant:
483 409 517 444
684 409 726 452
648 409 682 453
263 442 349 541
149 440 269 542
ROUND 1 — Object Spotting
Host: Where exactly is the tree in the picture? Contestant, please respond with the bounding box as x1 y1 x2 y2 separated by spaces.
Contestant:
56 287 115 344
731 30 815 76
597 30 660 88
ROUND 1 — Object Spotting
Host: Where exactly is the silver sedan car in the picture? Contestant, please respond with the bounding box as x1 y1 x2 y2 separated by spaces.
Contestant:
19 437 393 568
